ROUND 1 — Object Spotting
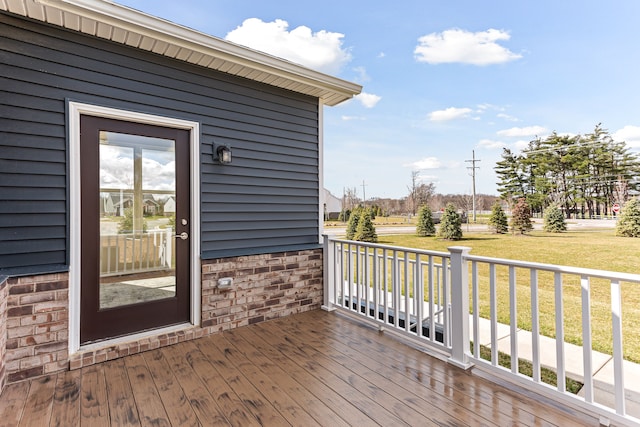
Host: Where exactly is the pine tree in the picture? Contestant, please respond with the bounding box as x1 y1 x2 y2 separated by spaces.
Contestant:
543 204 566 232
345 207 361 240
510 198 533 235
616 197 640 237
118 207 147 234
354 209 378 242
487 202 508 234
416 205 435 236
437 203 462 240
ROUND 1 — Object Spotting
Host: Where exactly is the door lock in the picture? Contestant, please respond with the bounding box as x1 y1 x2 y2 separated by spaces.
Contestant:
174 232 189 240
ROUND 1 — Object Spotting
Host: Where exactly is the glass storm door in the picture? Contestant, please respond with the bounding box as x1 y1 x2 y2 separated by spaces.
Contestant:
80 115 190 344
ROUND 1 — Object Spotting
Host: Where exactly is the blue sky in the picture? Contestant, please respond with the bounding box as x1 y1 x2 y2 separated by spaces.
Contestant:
117 0 640 199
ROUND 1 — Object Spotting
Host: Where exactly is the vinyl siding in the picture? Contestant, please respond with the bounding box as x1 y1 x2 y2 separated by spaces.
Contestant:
0 12 320 272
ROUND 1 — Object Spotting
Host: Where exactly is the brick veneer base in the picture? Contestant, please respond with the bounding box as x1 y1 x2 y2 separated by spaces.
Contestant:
0 277 7 392
0 248 324 395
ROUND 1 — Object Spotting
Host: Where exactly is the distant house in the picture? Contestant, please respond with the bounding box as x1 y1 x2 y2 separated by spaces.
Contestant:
323 189 343 220
0 0 361 389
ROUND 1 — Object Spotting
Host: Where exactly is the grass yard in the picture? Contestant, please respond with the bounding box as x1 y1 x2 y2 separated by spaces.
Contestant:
378 230 640 363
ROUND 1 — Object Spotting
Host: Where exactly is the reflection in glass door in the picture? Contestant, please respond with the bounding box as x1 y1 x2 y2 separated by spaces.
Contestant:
80 115 190 344
99 132 177 309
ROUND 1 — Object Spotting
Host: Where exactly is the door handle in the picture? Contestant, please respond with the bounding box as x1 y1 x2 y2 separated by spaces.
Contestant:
174 232 189 240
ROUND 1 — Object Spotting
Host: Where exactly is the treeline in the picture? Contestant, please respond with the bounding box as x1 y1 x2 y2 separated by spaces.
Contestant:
495 124 640 217
340 193 500 218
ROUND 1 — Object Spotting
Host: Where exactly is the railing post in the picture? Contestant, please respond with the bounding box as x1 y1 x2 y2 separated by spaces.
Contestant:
448 246 473 369
322 234 336 311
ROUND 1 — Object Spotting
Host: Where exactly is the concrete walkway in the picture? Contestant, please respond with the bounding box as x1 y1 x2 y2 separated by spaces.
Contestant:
476 316 640 419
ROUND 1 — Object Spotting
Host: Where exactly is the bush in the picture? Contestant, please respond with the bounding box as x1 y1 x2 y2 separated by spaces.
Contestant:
416 205 435 236
616 198 640 237
487 202 508 234
118 207 147 234
543 204 566 232
437 203 462 240
345 207 361 240
510 198 533 235
354 209 378 242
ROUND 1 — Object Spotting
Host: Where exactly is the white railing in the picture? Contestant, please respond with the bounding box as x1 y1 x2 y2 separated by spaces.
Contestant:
100 228 173 276
322 236 640 427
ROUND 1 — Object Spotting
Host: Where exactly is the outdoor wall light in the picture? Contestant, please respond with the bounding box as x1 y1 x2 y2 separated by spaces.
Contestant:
213 143 232 164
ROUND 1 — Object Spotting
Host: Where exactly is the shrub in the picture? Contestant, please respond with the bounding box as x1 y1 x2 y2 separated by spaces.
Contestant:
616 198 640 237
487 202 508 234
416 205 435 236
510 198 533 235
543 204 566 232
437 203 462 240
118 207 147 234
354 209 378 242
345 207 361 240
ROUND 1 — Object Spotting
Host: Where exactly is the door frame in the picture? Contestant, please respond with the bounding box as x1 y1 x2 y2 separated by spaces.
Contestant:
67 101 201 354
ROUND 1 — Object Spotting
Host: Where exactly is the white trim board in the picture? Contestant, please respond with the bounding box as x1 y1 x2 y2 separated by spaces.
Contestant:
67 101 201 354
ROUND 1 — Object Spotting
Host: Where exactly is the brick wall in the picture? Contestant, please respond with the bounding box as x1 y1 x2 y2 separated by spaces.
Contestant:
201 249 324 333
5 273 69 383
0 277 7 392
0 248 324 392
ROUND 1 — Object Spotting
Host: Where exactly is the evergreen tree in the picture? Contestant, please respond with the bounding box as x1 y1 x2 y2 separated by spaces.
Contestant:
616 197 640 237
543 204 566 232
487 202 508 234
345 207 361 240
437 203 462 240
416 205 435 236
510 198 533 235
118 207 147 234
354 209 378 242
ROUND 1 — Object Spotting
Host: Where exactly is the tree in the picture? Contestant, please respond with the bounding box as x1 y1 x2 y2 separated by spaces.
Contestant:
437 203 462 240
407 171 435 215
616 197 640 237
345 207 361 240
543 204 566 233
118 207 147 234
487 202 508 234
416 205 435 236
510 198 533 235
354 209 378 242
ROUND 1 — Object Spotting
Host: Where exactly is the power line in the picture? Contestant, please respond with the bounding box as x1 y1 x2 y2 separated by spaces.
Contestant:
465 150 481 222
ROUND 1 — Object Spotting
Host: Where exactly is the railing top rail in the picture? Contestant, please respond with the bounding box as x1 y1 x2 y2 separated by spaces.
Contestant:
325 236 450 258
466 253 640 283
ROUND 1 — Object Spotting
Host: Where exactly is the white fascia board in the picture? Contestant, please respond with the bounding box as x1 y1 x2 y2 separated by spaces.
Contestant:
32 0 362 105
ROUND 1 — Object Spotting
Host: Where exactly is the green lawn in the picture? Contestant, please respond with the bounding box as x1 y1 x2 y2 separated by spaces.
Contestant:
378 230 640 363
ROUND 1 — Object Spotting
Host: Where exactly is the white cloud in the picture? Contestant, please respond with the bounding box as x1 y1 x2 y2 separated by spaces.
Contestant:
225 18 351 74
497 113 519 122
341 115 365 121
354 92 381 108
353 66 370 83
408 157 442 170
477 139 505 149
513 140 531 151
377 52 386 58
497 125 547 137
613 125 640 148
429 107 473 121
414 28 522 65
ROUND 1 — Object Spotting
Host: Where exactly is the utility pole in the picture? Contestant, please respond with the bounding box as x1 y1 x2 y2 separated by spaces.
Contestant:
361 180 367 207
465 150 480 223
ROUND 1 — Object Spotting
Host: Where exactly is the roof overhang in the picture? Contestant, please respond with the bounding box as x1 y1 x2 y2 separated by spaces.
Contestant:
1 0 362 106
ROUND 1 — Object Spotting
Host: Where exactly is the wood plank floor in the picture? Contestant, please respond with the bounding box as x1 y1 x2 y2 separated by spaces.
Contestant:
0 310 600 426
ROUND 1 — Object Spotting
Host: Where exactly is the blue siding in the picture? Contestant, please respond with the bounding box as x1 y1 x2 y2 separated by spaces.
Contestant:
0 13 320 272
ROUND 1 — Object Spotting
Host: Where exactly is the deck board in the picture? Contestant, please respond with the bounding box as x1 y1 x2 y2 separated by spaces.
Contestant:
0 309 600 426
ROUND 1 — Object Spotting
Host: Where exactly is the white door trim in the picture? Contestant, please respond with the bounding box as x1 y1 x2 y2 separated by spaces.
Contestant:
67 101 201 354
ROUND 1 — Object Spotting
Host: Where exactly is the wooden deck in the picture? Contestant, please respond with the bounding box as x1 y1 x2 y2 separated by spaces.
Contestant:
0 310 599 426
